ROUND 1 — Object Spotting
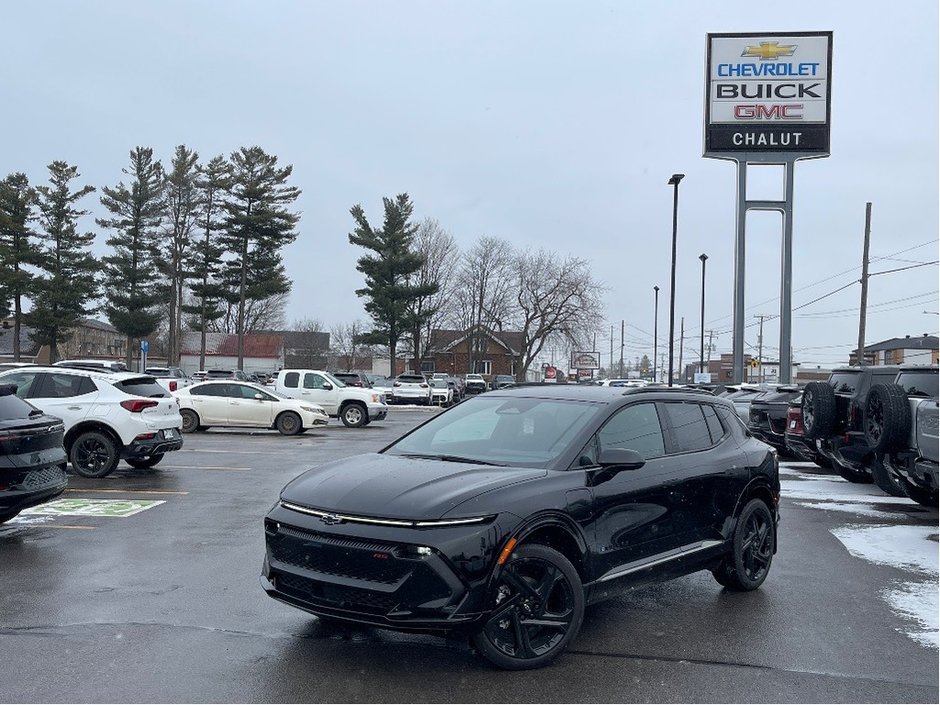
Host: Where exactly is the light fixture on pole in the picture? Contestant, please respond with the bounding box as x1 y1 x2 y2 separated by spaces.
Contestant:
653 286 660 382
699 253 708 374
666 173 685 387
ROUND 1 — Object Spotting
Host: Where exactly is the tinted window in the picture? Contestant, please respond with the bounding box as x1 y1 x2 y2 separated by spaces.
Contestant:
1 372 41 398
0 389 38 420
398 375 426 383
283 372 300 388
663 402 713 453
828 372 858 394
112 377 168 398
36 373 97 398
702 404 725 444
191 383 228 397
896 371 938 398
598 402 665 459
235 384 272 400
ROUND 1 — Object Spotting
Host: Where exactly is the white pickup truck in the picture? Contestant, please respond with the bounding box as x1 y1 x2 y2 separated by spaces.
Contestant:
274 369 388 427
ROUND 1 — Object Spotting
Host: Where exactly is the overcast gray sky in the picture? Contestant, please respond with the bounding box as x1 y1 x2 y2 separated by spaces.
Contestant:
4 0 938 370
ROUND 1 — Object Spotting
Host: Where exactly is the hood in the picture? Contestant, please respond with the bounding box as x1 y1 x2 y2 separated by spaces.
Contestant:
280 452 546 521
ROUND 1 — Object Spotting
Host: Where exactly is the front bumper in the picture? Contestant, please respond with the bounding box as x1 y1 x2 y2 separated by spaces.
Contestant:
367 404 388 421
0 462 68 517
261 503 509 633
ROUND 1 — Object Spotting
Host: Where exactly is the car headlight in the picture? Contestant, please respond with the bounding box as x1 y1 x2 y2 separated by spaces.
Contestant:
300 405 324 414
371 393 380 403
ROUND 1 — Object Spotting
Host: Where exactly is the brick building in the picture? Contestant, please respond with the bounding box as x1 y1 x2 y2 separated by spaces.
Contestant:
413 327 524 380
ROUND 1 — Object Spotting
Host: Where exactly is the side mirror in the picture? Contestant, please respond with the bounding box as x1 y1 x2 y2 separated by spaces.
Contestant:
321 383 333 391
597 448 646 471
254 393 264 401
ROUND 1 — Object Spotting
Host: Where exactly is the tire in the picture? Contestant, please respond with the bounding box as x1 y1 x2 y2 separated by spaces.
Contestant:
472 544 584 670
836 463 874 484
69 431 120 478
802 382 837 440
126 453 165 470
864 384 911 453
902 480 939 508
869 454 908 497
340 403 367 428
180 409 200 434
276 411 303 436
712 499 775 591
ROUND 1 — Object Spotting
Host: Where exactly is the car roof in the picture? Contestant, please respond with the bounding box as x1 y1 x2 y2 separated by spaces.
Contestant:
485 384 717 403
1 365 153 381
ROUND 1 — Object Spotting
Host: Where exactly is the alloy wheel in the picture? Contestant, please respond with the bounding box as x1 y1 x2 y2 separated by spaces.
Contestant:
740 511 773 583
75 438 110 474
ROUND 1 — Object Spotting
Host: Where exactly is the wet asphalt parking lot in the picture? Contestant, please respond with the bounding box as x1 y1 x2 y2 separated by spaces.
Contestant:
1 407 937 703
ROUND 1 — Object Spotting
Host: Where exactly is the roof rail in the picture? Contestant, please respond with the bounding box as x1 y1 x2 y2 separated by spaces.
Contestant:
623 386 716 396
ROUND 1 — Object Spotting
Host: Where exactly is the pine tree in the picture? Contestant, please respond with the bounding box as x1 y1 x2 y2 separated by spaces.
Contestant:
0 173 39 360
27 162 98 363
348 194 437 370
220 146 300 369
98 147 166 366
161 145 201 366
182 155 229 370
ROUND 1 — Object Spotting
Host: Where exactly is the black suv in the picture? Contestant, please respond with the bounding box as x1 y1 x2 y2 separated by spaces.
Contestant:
1 384 68 523
747 385 802 455
802 366 901 492
262 385 779 669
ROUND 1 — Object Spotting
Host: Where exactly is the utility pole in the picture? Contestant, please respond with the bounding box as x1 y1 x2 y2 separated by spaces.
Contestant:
678 317 685 383
609 325 614 374
754 315 767 383
620 320 625 378
706 330 715 370
857 202 872 367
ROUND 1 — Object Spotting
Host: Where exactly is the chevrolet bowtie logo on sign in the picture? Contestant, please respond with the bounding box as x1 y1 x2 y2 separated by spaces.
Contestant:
741 41 797 60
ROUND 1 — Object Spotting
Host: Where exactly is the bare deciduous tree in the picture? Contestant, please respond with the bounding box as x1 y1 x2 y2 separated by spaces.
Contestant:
331 320 372 372
451 236 515 374
212 292 287 334
405 218 458 365
509 251 605 382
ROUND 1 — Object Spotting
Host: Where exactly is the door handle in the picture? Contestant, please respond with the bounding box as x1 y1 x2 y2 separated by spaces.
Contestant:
67 406 82 410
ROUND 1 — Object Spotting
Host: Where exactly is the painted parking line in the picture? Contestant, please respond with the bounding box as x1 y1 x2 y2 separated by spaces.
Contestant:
65 488 189 496
159 465 252 471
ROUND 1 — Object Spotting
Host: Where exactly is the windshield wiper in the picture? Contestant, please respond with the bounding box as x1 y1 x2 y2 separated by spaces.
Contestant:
400 453 506 467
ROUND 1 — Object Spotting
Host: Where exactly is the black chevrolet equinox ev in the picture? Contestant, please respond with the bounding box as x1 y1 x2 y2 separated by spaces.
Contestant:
262 385 779 669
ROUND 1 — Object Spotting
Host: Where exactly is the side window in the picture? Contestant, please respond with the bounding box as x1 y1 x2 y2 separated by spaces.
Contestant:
702 404 726 444
237 385 264 399
664 402 713 453
36 373 96 399
192 383 226 397
303 373 325 390
2 372 40 399
283 372 300 389
597 402 665 459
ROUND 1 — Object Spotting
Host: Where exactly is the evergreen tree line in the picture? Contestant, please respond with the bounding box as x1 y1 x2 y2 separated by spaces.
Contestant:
0 146 300 368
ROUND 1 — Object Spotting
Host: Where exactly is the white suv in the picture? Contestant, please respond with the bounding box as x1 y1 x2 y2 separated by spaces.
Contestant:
0 366 183 478
392 374 433 405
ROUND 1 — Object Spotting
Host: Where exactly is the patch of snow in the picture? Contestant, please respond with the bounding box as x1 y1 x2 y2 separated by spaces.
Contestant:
782 479 914 505
831 524 938 575
883 582 940 649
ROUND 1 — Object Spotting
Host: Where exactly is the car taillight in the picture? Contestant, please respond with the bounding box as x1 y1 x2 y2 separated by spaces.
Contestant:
848 404 858 427
169 381 177 392
121 400 159 413
134 432 156 440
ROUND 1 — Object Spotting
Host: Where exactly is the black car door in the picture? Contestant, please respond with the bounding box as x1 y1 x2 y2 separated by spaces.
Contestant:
659 401 743 545
587 401 685 581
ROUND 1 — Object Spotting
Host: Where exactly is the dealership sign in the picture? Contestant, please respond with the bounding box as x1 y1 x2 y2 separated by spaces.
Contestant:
570 351 600 370
704 31 832 155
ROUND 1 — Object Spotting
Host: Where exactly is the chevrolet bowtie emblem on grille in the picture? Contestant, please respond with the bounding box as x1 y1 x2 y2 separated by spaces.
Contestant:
319 514 343 525
741 41 797 60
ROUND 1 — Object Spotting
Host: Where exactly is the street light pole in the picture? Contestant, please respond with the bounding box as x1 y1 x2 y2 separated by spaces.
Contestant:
699 253 708 375
666 173 685 387
653 286 660 382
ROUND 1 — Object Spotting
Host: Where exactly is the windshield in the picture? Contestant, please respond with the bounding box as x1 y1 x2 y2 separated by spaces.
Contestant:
385 396 601 468
896 371 938 398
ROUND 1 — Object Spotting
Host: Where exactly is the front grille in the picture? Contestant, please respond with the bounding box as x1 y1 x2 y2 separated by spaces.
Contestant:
270 525 412 585
276 572 399 613
20 465 66 491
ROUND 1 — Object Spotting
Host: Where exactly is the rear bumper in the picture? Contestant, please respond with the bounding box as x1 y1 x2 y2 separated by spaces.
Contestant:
123 430 183 459
784 434 818 461
884 452 939 491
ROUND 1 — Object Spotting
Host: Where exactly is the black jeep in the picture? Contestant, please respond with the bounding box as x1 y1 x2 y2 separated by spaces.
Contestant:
801 366 902 493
